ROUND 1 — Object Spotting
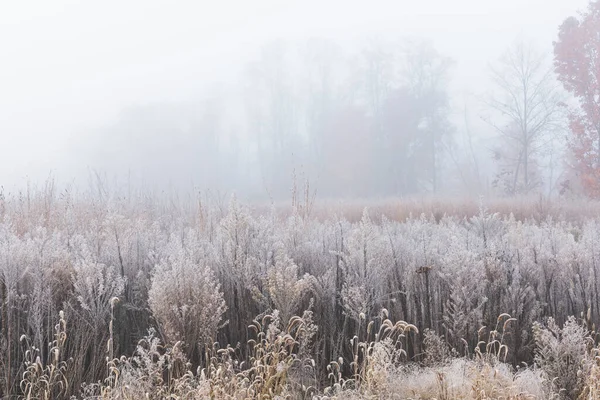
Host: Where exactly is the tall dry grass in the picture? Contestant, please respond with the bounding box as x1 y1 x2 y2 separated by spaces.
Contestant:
6 180 600 398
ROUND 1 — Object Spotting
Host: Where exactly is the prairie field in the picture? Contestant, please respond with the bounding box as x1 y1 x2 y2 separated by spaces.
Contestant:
5 0 600 398
1 188 600 399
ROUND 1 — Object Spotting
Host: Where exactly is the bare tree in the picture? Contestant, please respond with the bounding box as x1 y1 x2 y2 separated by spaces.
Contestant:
446 103 484 195
301 38 343 178
244 41 301 198
400 40 454 193
486 39 563 195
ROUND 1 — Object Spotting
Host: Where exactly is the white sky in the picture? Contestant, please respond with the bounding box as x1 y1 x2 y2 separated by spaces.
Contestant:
0 0 589 190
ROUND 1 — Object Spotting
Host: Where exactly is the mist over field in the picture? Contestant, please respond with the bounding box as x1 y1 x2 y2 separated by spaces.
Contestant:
0 0 589 200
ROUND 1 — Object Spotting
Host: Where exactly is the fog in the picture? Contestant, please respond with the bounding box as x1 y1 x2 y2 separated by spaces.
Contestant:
0 0 588 200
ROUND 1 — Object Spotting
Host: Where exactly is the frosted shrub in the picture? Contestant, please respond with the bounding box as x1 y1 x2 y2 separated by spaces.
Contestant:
100 330 203 399
533 316 592 398
72 254 126 326
265 248 312 323
66 245 128 389
581 354 600 400
20 311 69 400
148 242 226 357
468 206 504 250
339 210 389 322
441 229 488 350
341 284 370 323
218 197 258 280
423 328 451 366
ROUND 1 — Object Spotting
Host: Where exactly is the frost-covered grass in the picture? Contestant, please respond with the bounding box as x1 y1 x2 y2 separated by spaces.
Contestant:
4 187 600 398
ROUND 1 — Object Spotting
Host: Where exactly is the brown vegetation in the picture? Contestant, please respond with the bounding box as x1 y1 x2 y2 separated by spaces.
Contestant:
3 184 600 398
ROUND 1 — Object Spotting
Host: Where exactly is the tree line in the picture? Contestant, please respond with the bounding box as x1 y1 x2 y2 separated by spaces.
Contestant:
78 0 600 200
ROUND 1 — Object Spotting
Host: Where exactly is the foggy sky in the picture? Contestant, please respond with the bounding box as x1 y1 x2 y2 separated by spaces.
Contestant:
0 0 588 192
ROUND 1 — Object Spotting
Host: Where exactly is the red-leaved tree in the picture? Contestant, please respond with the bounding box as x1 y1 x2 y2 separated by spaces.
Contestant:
554 0 600 197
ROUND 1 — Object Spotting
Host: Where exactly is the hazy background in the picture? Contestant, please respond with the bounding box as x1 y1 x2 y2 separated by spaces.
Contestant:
0 0 588 199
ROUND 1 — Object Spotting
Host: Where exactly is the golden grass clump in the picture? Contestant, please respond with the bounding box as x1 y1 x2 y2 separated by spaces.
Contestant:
20 311 69 400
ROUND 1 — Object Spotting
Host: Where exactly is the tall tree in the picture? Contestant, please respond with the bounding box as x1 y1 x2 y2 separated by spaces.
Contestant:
360 39 394 195
401 41 453 193
554 0 600 197
487 39 563 195
302 38 342 178
244 41 301 198
378 40 452 195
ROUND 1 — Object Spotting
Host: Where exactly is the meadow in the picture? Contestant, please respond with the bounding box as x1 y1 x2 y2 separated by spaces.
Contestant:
3 185 600 399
